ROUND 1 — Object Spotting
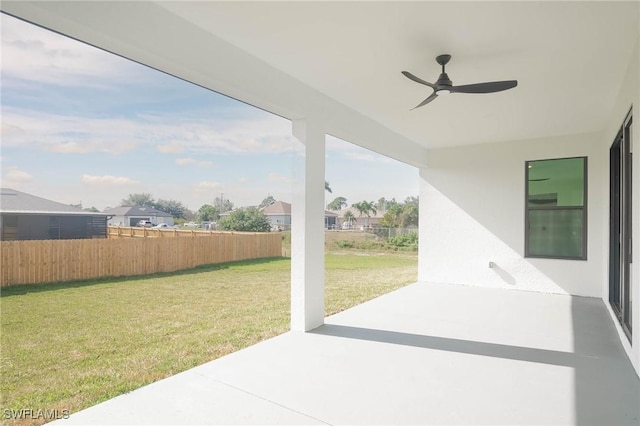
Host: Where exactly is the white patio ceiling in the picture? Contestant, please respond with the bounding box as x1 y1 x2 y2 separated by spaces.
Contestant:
159 1 639 149
2 1 639 164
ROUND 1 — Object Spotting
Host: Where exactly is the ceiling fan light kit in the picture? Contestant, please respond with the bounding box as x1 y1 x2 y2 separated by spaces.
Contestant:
402 54 518 109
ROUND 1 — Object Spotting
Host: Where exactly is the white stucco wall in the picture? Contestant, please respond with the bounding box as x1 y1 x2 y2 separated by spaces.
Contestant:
419 36 640 376
419 132 604 297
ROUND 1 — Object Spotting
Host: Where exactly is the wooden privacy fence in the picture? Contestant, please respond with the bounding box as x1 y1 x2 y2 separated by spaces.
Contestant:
0 231 282 287
107 226 225 239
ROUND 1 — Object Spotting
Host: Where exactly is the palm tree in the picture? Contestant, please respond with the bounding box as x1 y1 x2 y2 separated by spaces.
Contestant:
325 181 332 193
342 211 356 229
362 201 377 227
327 196 347 211
352 201 377 228
351 202 364 226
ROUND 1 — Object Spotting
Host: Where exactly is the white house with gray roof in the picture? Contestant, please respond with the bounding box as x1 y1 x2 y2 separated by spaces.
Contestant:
104 206 174 227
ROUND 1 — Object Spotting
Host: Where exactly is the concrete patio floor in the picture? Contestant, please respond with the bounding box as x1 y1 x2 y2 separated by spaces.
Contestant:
56 282 639 425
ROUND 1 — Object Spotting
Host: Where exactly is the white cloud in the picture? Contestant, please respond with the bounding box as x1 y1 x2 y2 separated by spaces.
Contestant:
1 14 148 88
2 14 295 158
1 108 141 155
268 172 293 184
158 142 187 154
51 142 94 154
175 158 196 165
51 141 135 155
180 115 294 154
2 106 292 157
4 166 33 182
194 181 222 194
176 157 214 167
82 174 139 186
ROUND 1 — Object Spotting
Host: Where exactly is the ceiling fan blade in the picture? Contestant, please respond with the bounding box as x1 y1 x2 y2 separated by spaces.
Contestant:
402 71 437 90
450 80 517 94
411 92 438 110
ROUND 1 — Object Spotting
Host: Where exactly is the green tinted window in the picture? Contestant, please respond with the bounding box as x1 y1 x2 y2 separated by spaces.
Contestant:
527 158 585 207
526 157 587 260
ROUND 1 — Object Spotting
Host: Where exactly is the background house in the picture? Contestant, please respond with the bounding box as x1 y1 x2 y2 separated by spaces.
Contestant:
0 188 109 241
335 207 386 230
324 210 338 229
104 206 174 227
260 200 338 230
261 200 291 231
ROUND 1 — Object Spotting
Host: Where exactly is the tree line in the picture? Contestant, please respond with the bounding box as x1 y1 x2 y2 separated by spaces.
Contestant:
91 187 418 232
327 196 419 228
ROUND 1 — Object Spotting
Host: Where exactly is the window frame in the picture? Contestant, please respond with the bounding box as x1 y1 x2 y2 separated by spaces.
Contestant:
525 156 588 260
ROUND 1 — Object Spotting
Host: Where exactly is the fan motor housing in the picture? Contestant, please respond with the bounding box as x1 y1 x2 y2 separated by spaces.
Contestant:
436 73 452 87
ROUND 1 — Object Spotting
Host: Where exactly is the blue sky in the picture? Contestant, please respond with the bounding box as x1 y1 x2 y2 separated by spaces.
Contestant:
1 14 417 212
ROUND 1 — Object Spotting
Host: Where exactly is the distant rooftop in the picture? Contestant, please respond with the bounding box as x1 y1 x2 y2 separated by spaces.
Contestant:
261 200 291 215
0 188 107 215
261 200 337 217
103 205 172 217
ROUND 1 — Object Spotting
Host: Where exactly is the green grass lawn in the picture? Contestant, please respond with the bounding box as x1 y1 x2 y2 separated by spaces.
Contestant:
0 252 416 424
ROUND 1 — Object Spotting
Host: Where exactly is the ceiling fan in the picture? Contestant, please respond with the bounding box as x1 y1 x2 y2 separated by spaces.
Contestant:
402 54 517 109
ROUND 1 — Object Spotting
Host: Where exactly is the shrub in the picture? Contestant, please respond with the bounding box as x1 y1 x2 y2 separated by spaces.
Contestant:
389 232 418 248
217 207 271 232
335 240 355 249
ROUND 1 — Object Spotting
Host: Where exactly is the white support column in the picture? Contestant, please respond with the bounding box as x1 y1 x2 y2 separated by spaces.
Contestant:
418 167 429 282
291 119 326 332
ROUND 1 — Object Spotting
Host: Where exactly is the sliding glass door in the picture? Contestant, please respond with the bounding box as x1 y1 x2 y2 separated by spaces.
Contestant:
609 109 632 341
